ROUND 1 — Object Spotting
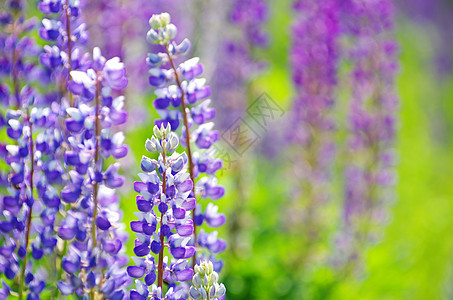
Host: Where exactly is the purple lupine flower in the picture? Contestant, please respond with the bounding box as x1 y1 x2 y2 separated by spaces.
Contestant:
145 13 227 276
335 0 399 269
39 0 128 299
39 0 90 108
56 46 130 297
38 2 129 296
128 124 195 297
0 2 64 298
284 0 339 266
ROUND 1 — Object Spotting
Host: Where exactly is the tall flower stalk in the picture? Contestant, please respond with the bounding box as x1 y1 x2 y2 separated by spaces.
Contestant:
207 0 269 258
128 124 196 299
286 0 339 270
336 0 399 271
56 47 129 298
0 1 59 298
39 0 130 297
145 12 227 274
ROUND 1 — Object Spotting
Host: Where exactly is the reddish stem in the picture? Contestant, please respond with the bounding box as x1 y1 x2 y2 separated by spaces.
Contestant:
89 75 101 300
164 45 198 265
157 144 167 289
91 75 101 250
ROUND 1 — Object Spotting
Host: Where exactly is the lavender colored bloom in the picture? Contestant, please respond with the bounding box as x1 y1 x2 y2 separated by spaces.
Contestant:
230 0 268 47
283 0 339 267
0 2 65 297
36 1 130 296
335 0 399 269
395 0 453 76
129 124 195 297
56 47 130 297
211 0 269 131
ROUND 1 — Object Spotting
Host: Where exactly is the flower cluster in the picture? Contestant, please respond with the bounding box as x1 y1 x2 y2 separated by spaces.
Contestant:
128 124 195 299
0 2 60 298
285 0 339 266
1 6 229 300
55 46 129 297
189 260 225 300
37 0 130 297
39 0 89 98
145 12 227 274
337 0 399 268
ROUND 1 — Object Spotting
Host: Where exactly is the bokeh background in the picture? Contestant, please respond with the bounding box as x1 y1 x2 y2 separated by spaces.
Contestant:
15 0 453 299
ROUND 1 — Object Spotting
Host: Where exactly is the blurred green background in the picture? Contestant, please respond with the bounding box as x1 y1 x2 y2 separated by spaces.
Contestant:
121 2 453 299
4 0 453 299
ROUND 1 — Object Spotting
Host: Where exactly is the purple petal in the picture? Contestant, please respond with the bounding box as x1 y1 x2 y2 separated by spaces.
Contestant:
95 217 111 230
176 224 193 237
127 266 145 278
175 268 194 281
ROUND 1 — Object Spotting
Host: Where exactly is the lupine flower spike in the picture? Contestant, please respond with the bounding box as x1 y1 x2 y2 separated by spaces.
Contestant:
285 0 339 269
128 124 196 299
0 1 60 298
145 12 227 274
38 0 130 297
336 0 399 271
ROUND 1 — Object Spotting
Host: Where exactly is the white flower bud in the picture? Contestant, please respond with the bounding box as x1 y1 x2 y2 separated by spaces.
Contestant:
193 273 202 288
165 24 177 40
200 287 208 299
169 132 179 149
152 136 162 152
203 274 209 286
164 123 171 136
153 125 163 139
149 15 161 29
160 13 171 26
146 29 160 44
145 138 157 153
189 286 201 299
215 283 226 298
209 285 216 298
210 272 219 284
207 261 214 274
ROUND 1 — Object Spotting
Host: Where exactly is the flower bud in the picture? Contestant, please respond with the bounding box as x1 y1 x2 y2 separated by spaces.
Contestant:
141 156 158 172
176 38 191 55
153 125 163 139
207 261 214 274
145 138 157 153
168 132 179 150
215 283 226 298
210 272 219 284
189 286 201 299
146 29 160 44
149 15 161 29
192 273 202 288
165 24 177 40
160 13 170 27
